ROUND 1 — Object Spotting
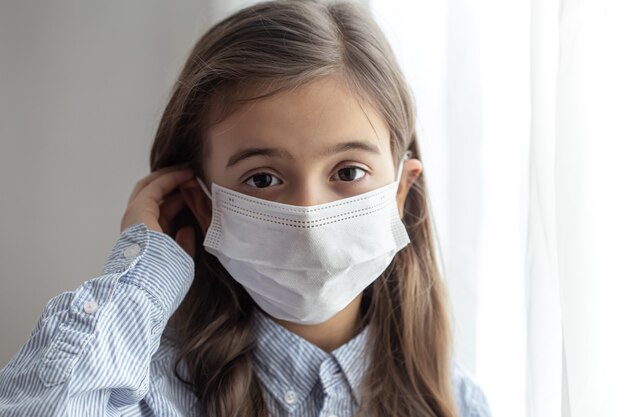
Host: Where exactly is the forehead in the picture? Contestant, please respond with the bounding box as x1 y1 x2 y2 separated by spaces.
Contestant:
204 75 392 161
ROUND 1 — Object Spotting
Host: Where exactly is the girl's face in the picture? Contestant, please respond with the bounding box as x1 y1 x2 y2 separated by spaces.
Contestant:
203 75 406 206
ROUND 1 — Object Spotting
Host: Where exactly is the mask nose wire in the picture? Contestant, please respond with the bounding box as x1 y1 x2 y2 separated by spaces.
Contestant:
196 177 213 202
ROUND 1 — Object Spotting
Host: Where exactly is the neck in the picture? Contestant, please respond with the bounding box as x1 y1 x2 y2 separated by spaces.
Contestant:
269 293 364 353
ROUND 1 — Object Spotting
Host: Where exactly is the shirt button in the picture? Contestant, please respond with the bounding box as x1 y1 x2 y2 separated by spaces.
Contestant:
123 243 141 260
284 390 298 405
83 301 99 314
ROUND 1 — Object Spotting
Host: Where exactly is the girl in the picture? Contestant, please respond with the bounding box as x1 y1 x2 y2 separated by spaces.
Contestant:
0 1 492 416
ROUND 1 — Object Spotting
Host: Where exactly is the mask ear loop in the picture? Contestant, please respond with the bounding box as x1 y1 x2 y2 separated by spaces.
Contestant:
395 150 413 182
196 177 214 202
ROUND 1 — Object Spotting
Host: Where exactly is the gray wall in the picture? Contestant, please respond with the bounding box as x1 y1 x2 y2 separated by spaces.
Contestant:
0 0 266 367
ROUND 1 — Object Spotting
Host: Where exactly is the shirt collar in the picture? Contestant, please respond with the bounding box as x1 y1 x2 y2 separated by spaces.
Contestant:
332 323 370 403
250 308 371 410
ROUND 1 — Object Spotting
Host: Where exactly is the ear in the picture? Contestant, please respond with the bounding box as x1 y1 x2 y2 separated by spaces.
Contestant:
179 179 213 232
396 158 423 218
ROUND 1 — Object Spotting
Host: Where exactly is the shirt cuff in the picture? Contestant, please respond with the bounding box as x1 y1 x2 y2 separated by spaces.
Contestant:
102 223 195 318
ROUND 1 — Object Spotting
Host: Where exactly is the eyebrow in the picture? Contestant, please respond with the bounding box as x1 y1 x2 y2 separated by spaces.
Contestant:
226 140 381 169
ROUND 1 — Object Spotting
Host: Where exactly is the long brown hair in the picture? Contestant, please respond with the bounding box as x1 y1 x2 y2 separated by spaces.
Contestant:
149 1 457 416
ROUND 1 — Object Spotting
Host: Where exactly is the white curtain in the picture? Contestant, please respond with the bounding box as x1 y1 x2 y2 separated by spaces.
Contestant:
368 0 626 417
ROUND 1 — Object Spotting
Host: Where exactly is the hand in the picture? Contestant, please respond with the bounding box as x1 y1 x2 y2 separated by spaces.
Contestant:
120 166 197 257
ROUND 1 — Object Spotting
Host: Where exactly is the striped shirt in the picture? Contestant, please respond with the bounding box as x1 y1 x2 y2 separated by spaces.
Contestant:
0 223 492 416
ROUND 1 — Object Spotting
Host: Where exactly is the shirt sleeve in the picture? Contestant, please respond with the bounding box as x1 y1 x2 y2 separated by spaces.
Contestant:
452 360 494 417
0 223 195 417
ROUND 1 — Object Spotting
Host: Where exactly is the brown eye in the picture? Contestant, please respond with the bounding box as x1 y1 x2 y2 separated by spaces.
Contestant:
245 173 280 188
334 166 366 182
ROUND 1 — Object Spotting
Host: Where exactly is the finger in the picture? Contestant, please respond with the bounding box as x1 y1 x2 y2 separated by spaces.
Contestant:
134 168 195 206
158 191 186 235
127 167 177 205
179 178 199 190
127 165 190 205
175 226 196 259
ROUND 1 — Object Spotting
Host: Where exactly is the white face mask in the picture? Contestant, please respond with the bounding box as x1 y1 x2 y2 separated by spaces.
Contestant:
196 152 411 325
